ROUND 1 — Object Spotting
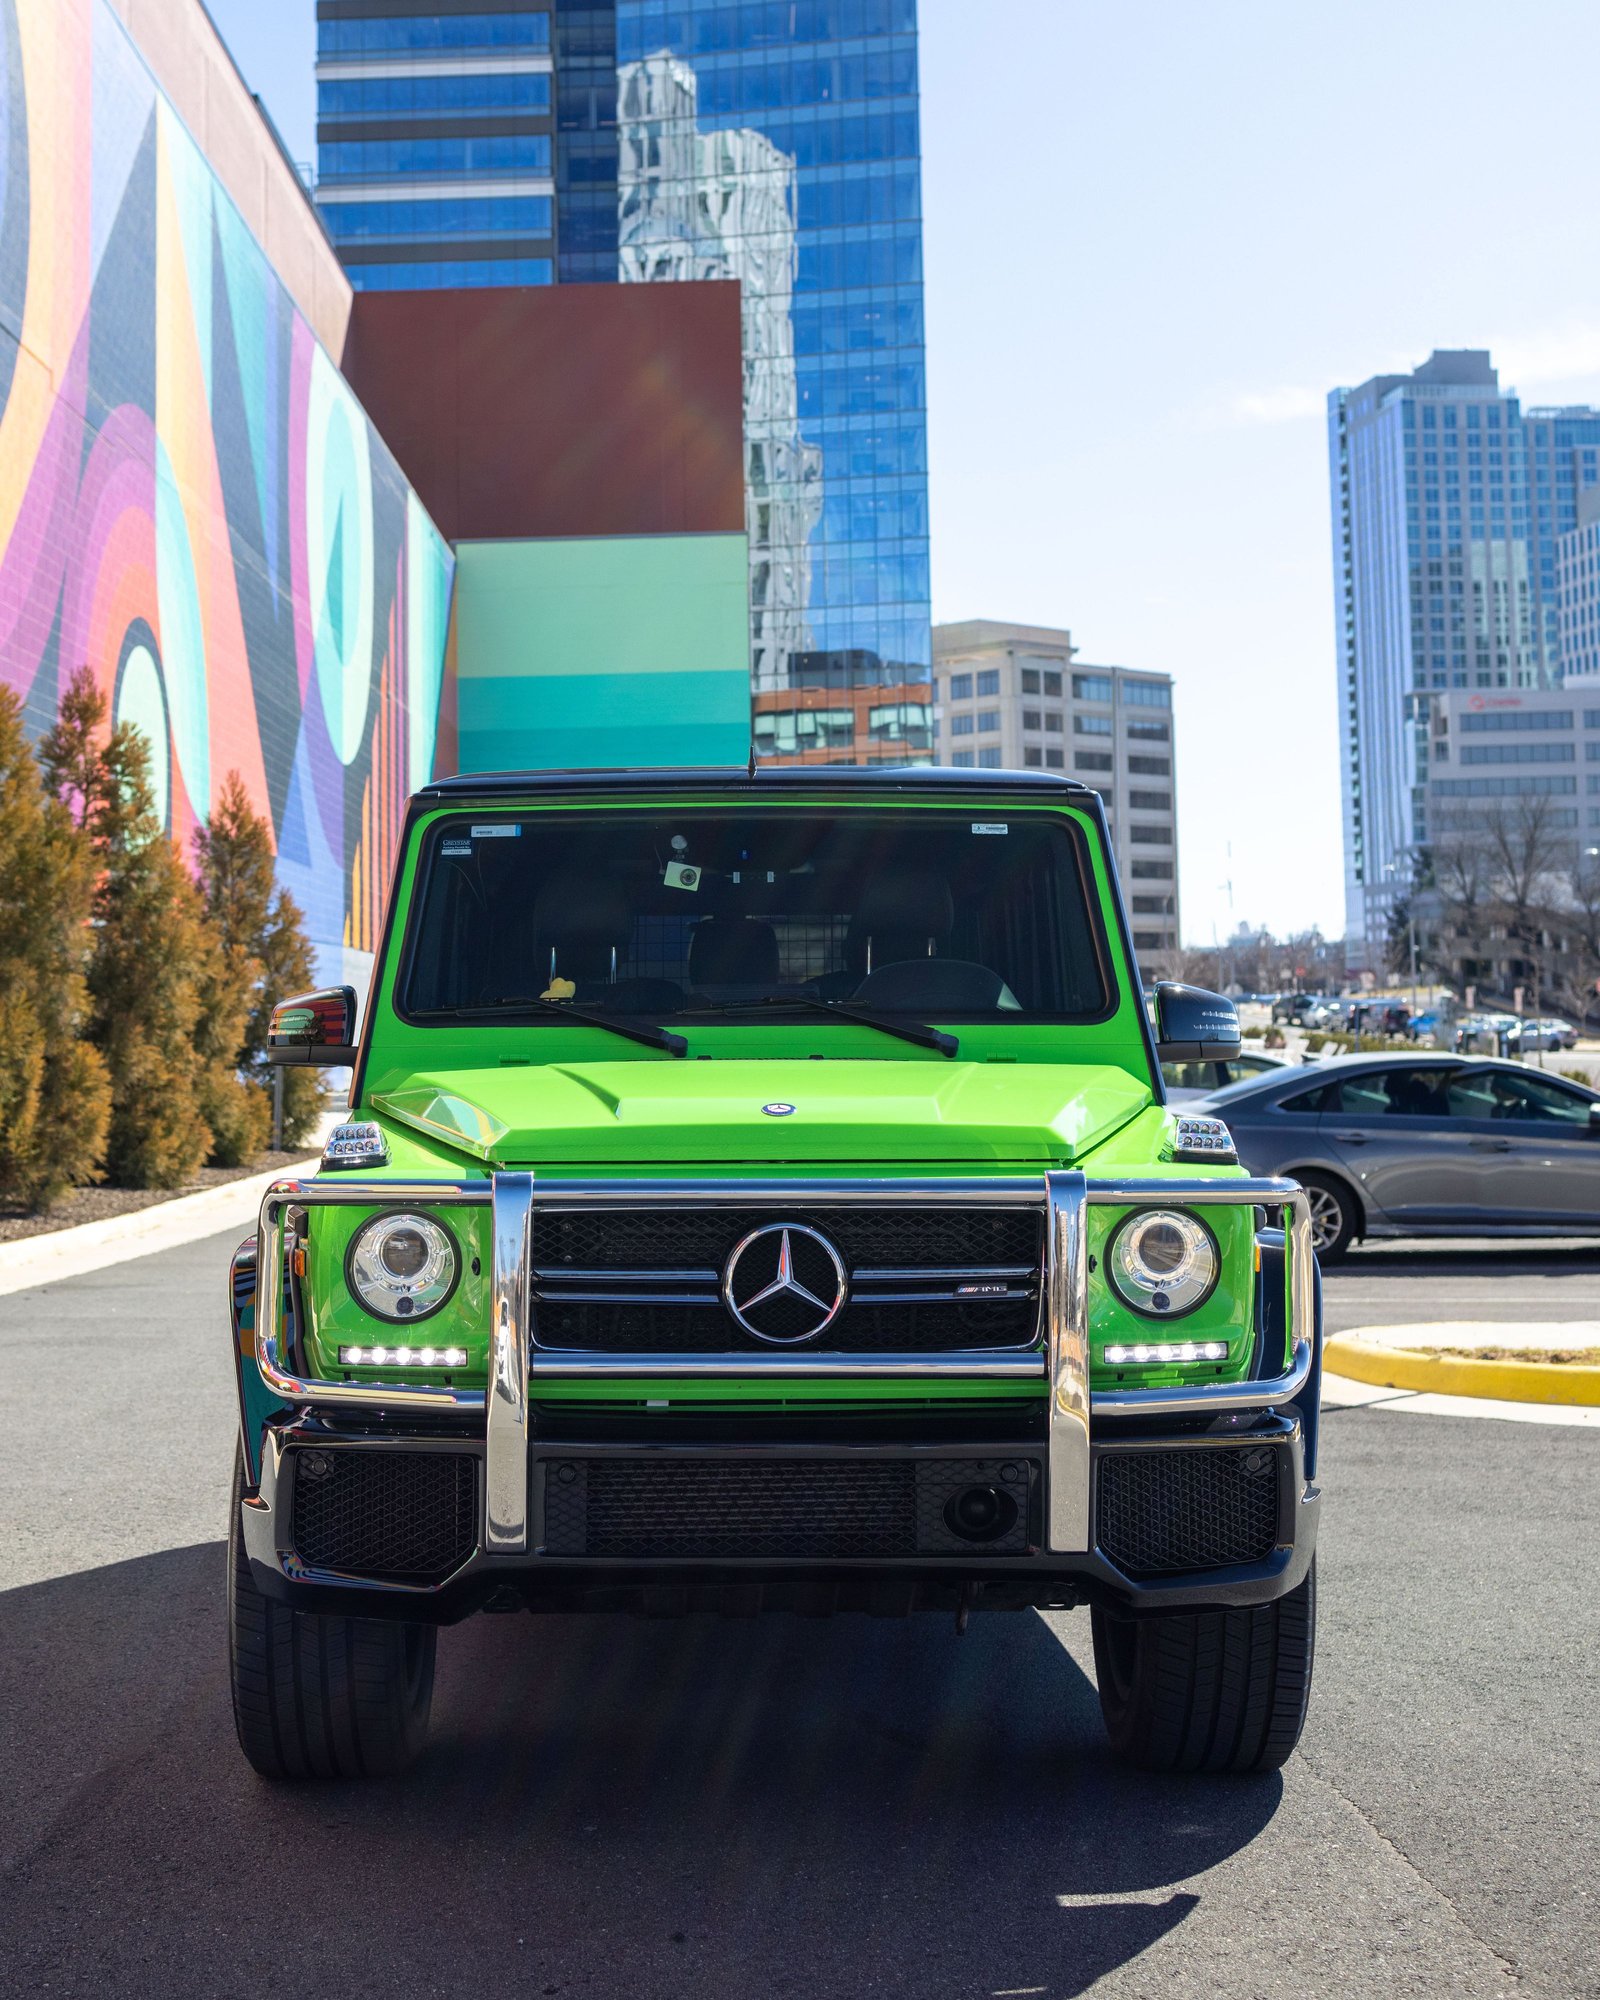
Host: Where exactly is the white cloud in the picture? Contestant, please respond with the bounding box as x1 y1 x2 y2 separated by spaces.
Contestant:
1493 320 1600 393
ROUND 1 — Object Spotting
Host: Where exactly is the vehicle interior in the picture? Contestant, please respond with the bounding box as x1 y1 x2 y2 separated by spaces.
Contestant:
401 808 1113 1022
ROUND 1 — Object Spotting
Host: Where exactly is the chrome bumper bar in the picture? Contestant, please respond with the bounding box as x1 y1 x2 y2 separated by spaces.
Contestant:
252 1172 1315 1562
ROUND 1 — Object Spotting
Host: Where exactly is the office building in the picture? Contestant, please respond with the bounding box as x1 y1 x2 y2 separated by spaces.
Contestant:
1424 684 1600 855
315 0 931 762
931 623 1181 967
1558 485 1600 680
1328 349 1600 968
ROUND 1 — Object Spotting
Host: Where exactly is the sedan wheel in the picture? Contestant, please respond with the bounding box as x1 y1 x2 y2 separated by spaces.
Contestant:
1296 1172 1357 1262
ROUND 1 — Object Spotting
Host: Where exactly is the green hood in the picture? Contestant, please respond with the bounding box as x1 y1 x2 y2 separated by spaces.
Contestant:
370 1057 1152 1169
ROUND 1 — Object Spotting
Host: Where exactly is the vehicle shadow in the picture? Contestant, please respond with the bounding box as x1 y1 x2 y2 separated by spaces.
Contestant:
1 1544 1282 1999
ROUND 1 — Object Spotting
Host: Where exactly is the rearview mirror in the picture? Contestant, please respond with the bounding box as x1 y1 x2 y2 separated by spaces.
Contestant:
1154 982 1241 1062
266 986 359 1066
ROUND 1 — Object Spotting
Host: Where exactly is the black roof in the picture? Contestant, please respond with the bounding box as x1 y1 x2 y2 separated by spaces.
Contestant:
418 765 1098 802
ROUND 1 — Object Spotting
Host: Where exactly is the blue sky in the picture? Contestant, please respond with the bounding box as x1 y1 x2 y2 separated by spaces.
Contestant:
208 0 1600 945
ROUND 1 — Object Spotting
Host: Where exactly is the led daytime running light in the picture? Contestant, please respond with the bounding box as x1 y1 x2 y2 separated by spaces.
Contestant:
339 1344 468 1369
1104 1340 1229 1366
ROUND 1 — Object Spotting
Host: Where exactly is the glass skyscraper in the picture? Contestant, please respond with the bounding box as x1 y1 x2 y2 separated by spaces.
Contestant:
1328 349 1600 966
313 0 931 763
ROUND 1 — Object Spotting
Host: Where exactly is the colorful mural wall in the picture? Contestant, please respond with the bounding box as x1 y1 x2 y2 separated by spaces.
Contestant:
0 0 454 978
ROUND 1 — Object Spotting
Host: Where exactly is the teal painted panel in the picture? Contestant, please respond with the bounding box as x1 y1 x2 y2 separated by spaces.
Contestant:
452 534 751 770
459 672 750 771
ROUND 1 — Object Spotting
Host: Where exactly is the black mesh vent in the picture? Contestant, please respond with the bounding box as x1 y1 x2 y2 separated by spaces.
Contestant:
291 1449 477 1583
534 1208 1041 1274
1096 1446 1281 1577
534 1295 1039 1353
543 1458 918 1559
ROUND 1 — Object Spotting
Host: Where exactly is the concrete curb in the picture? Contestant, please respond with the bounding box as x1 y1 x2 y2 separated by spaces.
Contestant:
1324 1329 1600 1408
0 1160 318 1300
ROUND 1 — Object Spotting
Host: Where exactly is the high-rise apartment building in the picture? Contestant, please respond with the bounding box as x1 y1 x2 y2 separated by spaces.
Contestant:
931 622 1181 969
314 1 931 762
1328 349 1600 966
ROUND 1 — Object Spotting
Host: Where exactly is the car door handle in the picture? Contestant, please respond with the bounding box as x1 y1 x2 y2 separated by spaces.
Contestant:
1330 1131 1368 1145
1469 1138 1512 1151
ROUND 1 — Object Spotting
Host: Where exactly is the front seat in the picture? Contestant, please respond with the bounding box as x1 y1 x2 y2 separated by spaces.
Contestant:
688 917 780 1000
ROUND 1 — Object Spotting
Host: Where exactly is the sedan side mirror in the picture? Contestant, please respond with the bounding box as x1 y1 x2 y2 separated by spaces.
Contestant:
267 986 359 1066
1154 981 1241 1061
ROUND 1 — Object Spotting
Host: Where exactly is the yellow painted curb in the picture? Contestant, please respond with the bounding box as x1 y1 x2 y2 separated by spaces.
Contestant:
1323 1335 1600 1408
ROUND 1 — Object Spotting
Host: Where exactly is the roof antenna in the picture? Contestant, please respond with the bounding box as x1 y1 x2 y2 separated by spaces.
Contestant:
748 739 758 780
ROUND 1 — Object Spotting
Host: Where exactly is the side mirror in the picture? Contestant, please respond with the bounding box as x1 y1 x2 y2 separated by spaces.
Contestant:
1154 981 1241 1061
267 986 359 1066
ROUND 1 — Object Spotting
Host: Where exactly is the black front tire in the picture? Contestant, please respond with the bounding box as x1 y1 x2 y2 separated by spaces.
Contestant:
228 1448 436 1780
1091 1562 1316 1775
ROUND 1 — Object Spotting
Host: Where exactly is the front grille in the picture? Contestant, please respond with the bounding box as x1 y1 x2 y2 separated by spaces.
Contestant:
531 1204 1043 1355
535 1208 1041 1274
539 1455 1036 1560
1096 1445 1281 1577
535 1295 1041 1354
290 1449 477 1583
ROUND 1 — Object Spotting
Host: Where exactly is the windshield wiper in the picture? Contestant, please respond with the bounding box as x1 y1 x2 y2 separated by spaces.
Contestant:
416 998 687 1057
685 996 958 1059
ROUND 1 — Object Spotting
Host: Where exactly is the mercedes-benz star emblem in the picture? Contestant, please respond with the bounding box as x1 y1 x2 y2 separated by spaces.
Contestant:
722 1224 847 1344
761 1101 795 1116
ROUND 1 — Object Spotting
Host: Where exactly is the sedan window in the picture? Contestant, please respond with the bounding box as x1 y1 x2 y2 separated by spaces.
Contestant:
1467 1069 1594 1125
1325 1068 1455 1118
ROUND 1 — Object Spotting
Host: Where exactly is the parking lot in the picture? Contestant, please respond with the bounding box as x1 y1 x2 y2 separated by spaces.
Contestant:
2 1226 1597 1999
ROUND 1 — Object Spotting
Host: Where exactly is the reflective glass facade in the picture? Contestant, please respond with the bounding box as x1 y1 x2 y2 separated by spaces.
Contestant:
1328 349 1600 964
315 0 930 763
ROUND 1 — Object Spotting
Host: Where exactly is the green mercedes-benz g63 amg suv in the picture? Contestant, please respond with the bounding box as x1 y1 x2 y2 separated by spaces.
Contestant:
229 768 1320 1780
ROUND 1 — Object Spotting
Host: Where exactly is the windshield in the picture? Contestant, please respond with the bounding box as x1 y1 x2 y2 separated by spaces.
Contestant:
400 808 1111 1024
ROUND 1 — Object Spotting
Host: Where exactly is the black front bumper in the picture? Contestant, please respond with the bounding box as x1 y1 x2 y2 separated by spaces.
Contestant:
240 1409 1319 1625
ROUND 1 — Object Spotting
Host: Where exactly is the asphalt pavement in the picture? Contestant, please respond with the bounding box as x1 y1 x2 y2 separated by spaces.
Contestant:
2 1228 1597 1998
1323 1237 1600 1332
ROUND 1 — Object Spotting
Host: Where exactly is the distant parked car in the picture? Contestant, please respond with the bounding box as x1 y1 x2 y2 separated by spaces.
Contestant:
1521 1017 1578 1052
1161 1048 1292 1101
1195 1053 1600 1259
1271 992 1327 1025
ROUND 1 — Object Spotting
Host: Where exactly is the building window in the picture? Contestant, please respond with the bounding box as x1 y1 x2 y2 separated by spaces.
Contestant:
1132 932 1165 950
1075 752 1113 772
1127 720 1170 742
950 713 975 736
1130 896 1171 914
1072 673 1113 702
1045 748 1064 769
1459 708 1572 731
951 750 975 767
1023 746 1043 768
1021 668 1040 694
1074 714 1112 736
977 746 1002 767
1043 671 1063 697
1044 712 1063 733
977 710 1000 732
1122 680 1172 708
976 669 1000 696
1022 709 1042 732
1129 824 1172 844
1130 859 1173 879
1128 788 1172 810
1127 755 1170 775
753 707 855 754
949 674 973 700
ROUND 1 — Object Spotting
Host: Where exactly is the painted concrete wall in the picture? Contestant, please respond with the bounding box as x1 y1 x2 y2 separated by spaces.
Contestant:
0 0 453 983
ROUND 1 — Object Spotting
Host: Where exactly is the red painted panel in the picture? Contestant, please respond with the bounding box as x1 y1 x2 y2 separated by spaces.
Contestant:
342 283 746 543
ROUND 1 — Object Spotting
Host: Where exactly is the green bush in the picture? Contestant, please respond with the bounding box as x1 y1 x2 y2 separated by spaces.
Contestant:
195 772 323 1152
0 688 111 1209
40 669 218 1189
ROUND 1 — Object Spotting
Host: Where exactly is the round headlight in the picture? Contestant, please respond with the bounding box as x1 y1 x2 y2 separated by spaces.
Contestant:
1107 1209 1219 1318
347 1212 459 1321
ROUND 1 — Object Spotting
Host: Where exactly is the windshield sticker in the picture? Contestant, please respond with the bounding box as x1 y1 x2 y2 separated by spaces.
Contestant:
470 824 520 838
972 823 1009 835
440 841 472 857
